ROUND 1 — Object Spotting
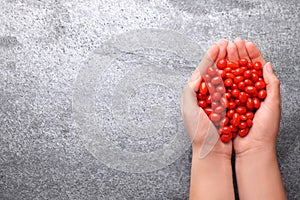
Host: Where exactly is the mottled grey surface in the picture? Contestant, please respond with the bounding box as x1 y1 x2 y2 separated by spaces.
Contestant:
0 0 299 200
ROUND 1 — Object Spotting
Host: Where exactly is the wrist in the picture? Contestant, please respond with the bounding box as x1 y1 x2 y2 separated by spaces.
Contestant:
235 147 287 200
236 148 278 171
190 144 234 200
235 144 276 162
192 142 232 161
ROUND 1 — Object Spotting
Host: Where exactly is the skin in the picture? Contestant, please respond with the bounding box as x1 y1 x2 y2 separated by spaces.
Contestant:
230 38 287 200
186 40 235 200
183 38 287 200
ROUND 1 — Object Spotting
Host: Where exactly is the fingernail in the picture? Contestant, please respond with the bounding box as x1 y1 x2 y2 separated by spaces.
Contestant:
208 44 217 53
220 39 228 44
266 62 273 73
190 69 200 82
235 37 242 41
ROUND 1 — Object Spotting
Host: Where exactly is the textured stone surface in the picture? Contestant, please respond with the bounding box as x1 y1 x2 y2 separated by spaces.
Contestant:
0 0 299 199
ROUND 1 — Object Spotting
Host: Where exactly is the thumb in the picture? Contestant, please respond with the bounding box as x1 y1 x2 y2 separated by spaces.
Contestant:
180 69 201 116
188 68 202 92
262 62 281 107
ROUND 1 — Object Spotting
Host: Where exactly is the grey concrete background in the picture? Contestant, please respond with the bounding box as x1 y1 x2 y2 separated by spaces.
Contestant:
0 0 299 199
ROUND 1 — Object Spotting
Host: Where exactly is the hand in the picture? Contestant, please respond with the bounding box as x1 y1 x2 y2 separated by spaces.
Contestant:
183 40 235 200
181 40 232 160
229 38 286 200
226 38 281 157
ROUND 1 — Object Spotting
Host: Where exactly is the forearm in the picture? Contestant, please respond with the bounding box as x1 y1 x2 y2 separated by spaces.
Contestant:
189 146 235 200
236 149 287 200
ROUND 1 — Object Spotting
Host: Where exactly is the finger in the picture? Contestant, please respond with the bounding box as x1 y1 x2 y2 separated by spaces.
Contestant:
234 37 250 60
227 42 239 62
188 68 201 92
180 84 200 124
217 39 229 60
245 40 266 65
207 44 220 62
184 44 220 110
262 62 281 107
197 44 220 75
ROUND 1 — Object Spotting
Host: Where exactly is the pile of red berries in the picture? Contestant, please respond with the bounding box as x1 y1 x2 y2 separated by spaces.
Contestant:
196 58 267 143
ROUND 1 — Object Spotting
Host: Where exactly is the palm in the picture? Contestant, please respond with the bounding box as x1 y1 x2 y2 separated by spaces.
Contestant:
189 40 232 158
227 38 280 155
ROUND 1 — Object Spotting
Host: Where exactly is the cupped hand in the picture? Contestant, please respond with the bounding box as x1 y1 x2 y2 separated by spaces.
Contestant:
181 40 232 159
227 38 281 157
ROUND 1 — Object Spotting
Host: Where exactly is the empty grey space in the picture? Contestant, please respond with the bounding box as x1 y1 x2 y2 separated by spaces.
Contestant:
0 0 299 199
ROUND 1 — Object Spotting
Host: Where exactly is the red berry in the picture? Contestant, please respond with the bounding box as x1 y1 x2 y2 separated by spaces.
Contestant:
199 82 208 95
225 92 231 99
211 92 221 101
231 89 240 98
231 83 238 89
227 109 235 118
240 115 247 121
207 66 217 76
216 86 225 94
246 98 254 109
220 134 232 143
247 62 253 69
215 105 225 114
244 70 252 79
253 97 261 109
238 81 246 90
207 82 215 93
225 73 235 79
234 76 244 84
236 106 247 115
238 128 249 137
245 86 257 94
211 102 219 110
224 67 231 73
224 79 233 87
220 96 228 108
219 70 225 78
253 61 262 70
227 61 239 69
206 95 212 104
197 93 207 100
238 92 248 103
211 76 222 85
234 68 245 76
221 126 232 134
198 100 207 108
246 112 254 119
228 101 236 110
217 58 227 69
235 99 243 106
252 73 259 82
246 119 252 127
210 113 221 121
232 113 240 126
255 81 266 90
203 74 211 82
220 117 229 127
238 122 247 129
244 79 253 86
238 58 248 66
257 70 263 77
204 108 213 115
258 89 267 99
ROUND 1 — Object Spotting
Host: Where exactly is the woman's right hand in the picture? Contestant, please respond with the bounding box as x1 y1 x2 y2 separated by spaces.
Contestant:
228 39 281 158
